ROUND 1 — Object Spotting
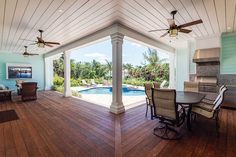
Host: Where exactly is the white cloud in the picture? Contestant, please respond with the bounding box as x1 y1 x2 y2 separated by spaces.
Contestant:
84 52 106 57
131 42 142 48
84 52 109 64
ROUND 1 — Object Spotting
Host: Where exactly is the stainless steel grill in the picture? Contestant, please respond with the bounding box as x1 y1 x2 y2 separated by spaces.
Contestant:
192 48 220 93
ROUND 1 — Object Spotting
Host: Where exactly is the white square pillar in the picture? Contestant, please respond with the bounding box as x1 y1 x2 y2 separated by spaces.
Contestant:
63 51 72 97
44 57 54 90
169 53 175 88
110 33 125 114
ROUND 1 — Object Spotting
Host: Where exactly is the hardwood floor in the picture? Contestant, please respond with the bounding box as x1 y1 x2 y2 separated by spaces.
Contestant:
0 91 235 157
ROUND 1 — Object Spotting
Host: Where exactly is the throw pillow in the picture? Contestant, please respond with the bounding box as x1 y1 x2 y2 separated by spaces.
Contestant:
0 84 6 90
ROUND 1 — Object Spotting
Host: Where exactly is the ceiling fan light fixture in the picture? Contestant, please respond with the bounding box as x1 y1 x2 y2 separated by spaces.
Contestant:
38 43 45 48
169 29 178 37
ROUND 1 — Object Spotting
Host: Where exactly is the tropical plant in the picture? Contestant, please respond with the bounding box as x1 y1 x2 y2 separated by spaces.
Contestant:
53 48 169 87
105 59 112 79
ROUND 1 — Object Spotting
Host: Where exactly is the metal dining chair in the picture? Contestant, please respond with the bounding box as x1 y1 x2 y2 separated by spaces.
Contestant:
153 82 160 89
152 88 186 140
144 83 154 119
202 85 226 103
184 81 199 92
191 86 227 134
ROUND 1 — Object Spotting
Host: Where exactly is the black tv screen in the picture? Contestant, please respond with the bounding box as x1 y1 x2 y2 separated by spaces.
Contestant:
8 66 32 79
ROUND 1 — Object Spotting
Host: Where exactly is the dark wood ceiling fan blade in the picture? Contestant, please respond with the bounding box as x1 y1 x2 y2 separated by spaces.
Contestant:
45 41 60 45
179 29 192 33
37 37 44 43
160 31 169 37
149 29 169 32
45 44 54 47
178 19 203 28
29 53 39 56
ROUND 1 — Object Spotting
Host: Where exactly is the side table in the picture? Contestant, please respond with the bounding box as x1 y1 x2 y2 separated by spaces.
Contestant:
0 90 12 101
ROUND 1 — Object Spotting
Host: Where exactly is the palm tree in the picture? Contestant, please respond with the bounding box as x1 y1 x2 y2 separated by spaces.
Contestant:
143 48 166 67
123 63 133 78
105 59 112 79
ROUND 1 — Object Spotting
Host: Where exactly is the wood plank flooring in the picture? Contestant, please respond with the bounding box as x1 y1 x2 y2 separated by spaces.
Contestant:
0 91 235 157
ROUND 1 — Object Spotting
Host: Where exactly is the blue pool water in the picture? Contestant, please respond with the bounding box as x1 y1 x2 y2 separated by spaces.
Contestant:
79 87 145 96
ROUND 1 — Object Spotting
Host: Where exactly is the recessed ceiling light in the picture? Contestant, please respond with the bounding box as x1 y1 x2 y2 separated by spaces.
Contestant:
227 26 231 30
58 9 63 13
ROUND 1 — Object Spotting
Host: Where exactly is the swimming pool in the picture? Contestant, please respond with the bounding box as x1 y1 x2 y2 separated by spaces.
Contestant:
79 87 145 96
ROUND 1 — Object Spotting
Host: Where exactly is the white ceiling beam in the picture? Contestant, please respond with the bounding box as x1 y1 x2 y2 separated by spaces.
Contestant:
44 22 174 58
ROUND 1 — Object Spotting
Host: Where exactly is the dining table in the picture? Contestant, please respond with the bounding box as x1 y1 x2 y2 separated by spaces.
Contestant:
176 91 206 131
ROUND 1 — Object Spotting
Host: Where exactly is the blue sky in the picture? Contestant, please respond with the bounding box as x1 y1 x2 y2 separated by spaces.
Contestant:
70 39 169 66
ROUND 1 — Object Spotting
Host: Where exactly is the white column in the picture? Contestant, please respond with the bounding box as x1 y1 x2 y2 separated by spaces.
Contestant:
44 57 54 90
110 33 125 114
169 53 175 89
63 51 72 97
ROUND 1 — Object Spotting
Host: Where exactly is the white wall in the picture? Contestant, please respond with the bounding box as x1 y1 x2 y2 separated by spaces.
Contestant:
175 42 189 91
188 40 196 74
196 36 220 49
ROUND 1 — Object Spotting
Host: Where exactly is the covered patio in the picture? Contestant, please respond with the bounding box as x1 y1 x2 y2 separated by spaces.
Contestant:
0 91 235 156
1 0 236 156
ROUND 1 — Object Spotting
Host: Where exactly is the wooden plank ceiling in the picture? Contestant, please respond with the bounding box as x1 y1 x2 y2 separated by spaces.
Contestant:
0 0 235 55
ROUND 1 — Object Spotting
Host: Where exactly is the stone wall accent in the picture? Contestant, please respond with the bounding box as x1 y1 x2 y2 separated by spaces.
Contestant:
196 63 220 77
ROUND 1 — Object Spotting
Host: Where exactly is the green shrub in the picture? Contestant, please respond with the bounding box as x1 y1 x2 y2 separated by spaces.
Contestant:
123 78 153 86
53 75 64 86
51 85 64 93
71 78 83 87
94 78 104 84
51 85 81 98
72 91 81 97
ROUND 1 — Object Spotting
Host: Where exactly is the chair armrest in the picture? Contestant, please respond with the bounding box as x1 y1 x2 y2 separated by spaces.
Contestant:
201 101 214 106
203 97 215 101
202 98 214 104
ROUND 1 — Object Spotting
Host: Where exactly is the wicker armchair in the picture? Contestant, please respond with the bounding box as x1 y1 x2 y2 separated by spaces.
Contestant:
21 82 38 101
152 88 185 140
144 83 154 119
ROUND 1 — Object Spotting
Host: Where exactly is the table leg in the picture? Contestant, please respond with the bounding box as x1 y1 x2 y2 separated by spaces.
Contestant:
187 105 192 131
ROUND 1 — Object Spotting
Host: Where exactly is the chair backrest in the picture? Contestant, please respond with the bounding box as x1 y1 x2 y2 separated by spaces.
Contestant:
184 81 199 92
160 80 167 88
152 88 177 120
144 83 153 99
21 82 37 96
213 86 227 110
153 82 160 89
91 79 96 84
82 80 87 84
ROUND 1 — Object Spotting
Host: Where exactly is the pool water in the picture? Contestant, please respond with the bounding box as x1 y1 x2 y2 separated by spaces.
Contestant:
79 87 145 96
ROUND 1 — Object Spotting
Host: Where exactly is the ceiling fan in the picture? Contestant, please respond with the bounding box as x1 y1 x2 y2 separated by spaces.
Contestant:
30 29 60 48
23 46 39 56
149 10 203 38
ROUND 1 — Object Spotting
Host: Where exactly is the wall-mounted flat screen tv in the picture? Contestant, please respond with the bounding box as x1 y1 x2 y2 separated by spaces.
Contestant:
6 63 32 79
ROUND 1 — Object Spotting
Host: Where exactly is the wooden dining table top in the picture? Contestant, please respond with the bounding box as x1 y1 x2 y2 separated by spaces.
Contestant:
176 91 206 105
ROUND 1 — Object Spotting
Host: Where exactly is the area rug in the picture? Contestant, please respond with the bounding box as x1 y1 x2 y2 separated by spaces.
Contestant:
0 110 19 123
